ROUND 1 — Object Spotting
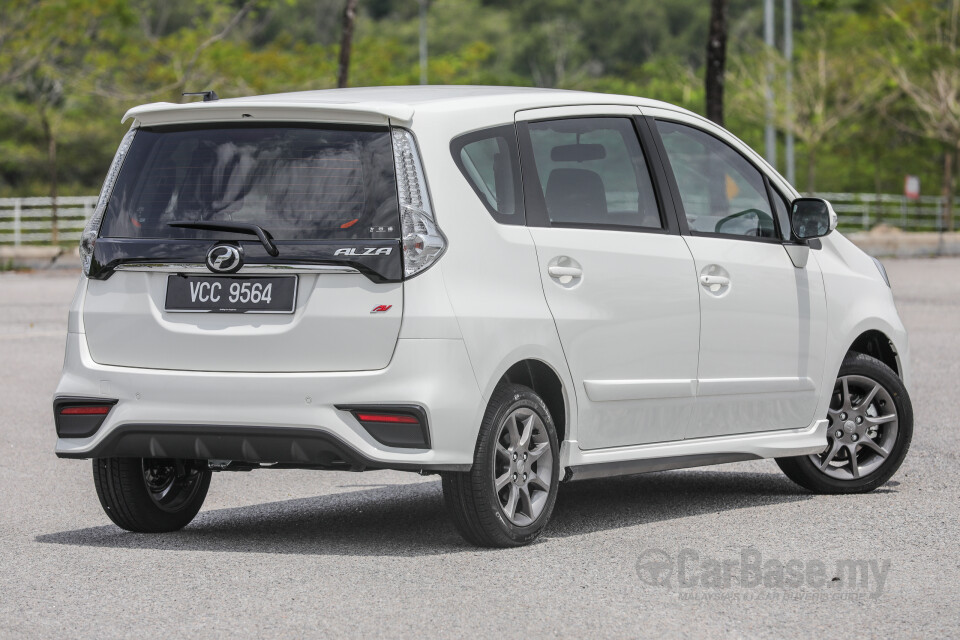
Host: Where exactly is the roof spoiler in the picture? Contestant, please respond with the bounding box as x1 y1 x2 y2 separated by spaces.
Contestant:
122 100 415 127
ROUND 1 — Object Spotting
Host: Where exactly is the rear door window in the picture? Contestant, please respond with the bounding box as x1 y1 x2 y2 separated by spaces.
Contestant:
522 117 662 229
100 124 399 240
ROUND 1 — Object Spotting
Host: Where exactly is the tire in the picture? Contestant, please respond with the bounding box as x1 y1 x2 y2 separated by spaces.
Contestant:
93 457 212 532
442 383 561 547
776 352 913 494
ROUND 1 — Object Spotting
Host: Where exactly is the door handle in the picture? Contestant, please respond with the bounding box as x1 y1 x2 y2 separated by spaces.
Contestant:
548 265 583 278
700 274 730 287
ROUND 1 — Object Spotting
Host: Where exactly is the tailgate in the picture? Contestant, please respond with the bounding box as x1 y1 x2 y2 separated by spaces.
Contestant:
82 121 404 372
83 270 401 372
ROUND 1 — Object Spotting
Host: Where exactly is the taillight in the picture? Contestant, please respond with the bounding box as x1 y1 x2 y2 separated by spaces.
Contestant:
54 397 118 438
392 128 445 279
337 405 430 449
80 126 137 276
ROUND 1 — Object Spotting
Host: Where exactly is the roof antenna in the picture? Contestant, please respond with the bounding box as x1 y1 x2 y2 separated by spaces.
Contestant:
182 90 219 102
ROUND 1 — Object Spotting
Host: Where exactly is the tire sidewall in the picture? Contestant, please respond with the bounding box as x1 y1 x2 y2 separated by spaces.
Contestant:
476 386 560 544
786 353 913 493
93 457 212 533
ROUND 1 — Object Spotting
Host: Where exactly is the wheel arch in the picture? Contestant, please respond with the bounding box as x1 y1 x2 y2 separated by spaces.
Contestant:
816 316 910 424
496 359 569 445
846 329 901 378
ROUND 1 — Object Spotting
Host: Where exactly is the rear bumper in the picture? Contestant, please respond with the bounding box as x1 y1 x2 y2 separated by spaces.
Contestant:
54 332 483 471
55 424 463 471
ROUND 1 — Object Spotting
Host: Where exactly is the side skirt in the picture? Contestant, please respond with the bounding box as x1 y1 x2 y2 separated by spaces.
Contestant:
561 419 829 482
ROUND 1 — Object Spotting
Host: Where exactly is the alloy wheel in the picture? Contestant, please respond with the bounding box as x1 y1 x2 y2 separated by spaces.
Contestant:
808 374 899 481
493 408 554 526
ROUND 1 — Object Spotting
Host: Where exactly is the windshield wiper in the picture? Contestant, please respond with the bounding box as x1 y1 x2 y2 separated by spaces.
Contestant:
169 221 280 257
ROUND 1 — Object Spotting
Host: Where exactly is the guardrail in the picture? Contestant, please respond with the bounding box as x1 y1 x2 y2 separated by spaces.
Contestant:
0 196 97 245
815 192 960 232
1 192 958 245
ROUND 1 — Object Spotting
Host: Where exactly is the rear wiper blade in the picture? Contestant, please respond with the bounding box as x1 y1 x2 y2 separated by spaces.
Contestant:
169 221 279 257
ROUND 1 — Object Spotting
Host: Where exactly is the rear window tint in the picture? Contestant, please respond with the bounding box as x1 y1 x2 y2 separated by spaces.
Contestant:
451 125 524 225
525 117 662 229
100 124 399 241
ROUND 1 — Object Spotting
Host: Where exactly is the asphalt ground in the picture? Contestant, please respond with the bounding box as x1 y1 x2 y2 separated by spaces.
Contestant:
1 258 958 638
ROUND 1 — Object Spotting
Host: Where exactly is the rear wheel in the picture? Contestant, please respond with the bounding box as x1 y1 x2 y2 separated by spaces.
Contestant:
776 353 912 494
93 457 211 532
442 384 560 547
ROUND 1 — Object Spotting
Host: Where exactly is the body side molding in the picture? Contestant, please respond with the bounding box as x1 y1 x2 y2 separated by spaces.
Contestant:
583 376 815 402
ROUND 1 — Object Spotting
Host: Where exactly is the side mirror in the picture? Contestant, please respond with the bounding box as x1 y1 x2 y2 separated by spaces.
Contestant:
790 197 837 240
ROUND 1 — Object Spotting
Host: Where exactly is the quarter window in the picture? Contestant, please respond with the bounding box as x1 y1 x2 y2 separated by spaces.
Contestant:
656 120 777 239
525 117 662 229
451 125 523 225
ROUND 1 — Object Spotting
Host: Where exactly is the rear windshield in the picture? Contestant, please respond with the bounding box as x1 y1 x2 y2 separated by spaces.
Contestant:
100 124 399 240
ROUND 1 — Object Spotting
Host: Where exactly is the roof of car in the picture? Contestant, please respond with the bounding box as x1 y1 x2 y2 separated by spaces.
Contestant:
219 85 657 106
122 85 692 127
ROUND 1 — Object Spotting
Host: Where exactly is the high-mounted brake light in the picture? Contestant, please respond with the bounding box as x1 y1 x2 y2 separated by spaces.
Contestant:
392 128 445 278
80 126 137 276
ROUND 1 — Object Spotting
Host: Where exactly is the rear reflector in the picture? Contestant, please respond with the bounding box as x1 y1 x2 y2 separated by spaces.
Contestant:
61 405 112 415
54 397 118 439
337 404 430 449
355 413 419 424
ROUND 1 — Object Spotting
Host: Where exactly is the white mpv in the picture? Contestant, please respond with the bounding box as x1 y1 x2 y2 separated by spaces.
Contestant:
55 86 912 547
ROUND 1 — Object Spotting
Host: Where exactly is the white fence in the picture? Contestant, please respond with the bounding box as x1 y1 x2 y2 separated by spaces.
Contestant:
815 192 960 232
0 196 98 245
1 192 958 245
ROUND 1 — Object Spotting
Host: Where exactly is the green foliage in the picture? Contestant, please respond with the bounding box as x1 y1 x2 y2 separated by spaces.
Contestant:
0 0 953 198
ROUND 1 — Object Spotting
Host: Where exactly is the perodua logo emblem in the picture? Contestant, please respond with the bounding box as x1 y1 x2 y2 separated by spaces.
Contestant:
205 244 243 274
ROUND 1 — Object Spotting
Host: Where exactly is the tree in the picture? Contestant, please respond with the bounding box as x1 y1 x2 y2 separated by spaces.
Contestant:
17 75 64 242
0 1 72 85
0 0 952 206
338 0 360 87
1 0 130 238
89 0 263 103
729 27 884 191
705 0 728 125
883 0 960 230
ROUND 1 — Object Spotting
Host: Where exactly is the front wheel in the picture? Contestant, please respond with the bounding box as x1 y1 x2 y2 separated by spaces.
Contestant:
776 353 913 494
93 457 211 532
442 384 560 547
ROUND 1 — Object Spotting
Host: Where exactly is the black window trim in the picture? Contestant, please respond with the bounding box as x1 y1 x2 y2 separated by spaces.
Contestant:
764 175 818 246
450 124 526 226
649 117 800 246
516 114 680 235
764 175 793 242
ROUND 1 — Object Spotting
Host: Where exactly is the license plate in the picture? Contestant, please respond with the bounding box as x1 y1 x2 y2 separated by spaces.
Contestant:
164 275 298 313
